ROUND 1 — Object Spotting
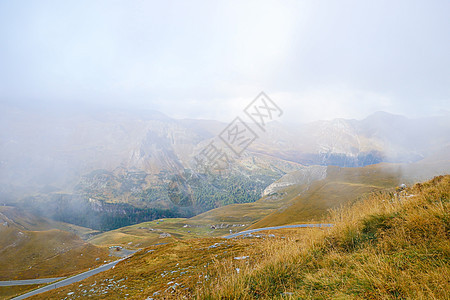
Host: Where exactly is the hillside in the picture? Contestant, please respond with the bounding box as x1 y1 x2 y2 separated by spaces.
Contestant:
250 163 402 228
2 108 449 233
192 163 401 230
0 206 98 238
87 160 450 249
1 108 448 200
0 207 109 282
88 218 223 249
202 174 450 299
0 228 109 281
28 175 449 299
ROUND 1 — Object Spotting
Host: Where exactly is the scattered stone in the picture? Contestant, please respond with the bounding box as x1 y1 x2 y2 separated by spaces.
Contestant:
234 256 249 260
209 242 223 248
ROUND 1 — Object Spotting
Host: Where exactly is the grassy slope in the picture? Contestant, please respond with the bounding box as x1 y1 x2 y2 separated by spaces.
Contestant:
0 226 110 281
89 216 251 249
27 175 449 299
203 175 450 299
89 164 402 248
0 285 46 300
188 177 320 226
88 182 310 248
0 207 110 283
89 218 193 249
30 228 322 299
0 207 111 299
250 164 402 228
0 206 98 239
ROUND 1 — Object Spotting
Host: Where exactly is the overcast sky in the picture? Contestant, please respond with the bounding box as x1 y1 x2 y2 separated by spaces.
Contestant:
0 0 449 122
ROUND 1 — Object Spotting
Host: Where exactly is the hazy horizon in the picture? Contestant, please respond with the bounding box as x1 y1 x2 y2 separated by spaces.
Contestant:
1 98 449 126
1 1 449 123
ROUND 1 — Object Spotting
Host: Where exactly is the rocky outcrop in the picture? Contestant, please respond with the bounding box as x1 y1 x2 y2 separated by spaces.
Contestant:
262 165 327 196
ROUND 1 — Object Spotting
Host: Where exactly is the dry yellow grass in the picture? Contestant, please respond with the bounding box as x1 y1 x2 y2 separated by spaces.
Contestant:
251 164 401 228
200 175 450 299
0 284 46 300
0 228 110 281
18 175 449 300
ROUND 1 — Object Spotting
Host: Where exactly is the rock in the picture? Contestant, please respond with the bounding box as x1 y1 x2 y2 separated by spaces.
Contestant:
234 256 249 260
263 166 327 196
209 243 222 248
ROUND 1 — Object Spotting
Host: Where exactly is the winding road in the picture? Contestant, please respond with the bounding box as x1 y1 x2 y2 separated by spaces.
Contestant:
10 258 126 300
0 277 65 286
8 225 333 299
224 224 333 239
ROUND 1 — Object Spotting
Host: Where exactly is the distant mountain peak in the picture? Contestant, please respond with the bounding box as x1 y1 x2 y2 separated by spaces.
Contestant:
364 111 406 120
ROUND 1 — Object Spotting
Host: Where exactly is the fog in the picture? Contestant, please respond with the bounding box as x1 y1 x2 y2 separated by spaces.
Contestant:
1 1 449 230
1 1 449 123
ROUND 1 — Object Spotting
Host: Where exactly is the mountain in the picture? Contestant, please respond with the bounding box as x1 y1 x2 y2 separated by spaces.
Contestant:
190 163 402 229
251 111 450 167
1 105 449 229
0 206 109 282
31 175 450 299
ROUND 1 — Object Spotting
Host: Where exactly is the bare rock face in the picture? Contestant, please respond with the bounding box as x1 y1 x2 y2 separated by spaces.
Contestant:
262 165 327 197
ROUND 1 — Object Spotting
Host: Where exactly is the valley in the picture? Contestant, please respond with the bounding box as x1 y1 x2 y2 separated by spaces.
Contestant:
0 109 449 299
12 175 449 299
2 1 450 298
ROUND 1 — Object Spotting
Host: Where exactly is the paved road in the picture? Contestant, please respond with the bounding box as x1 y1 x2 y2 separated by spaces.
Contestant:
11 258 126 300
8 226 331 298
0 277 65 286
224 224 333 239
